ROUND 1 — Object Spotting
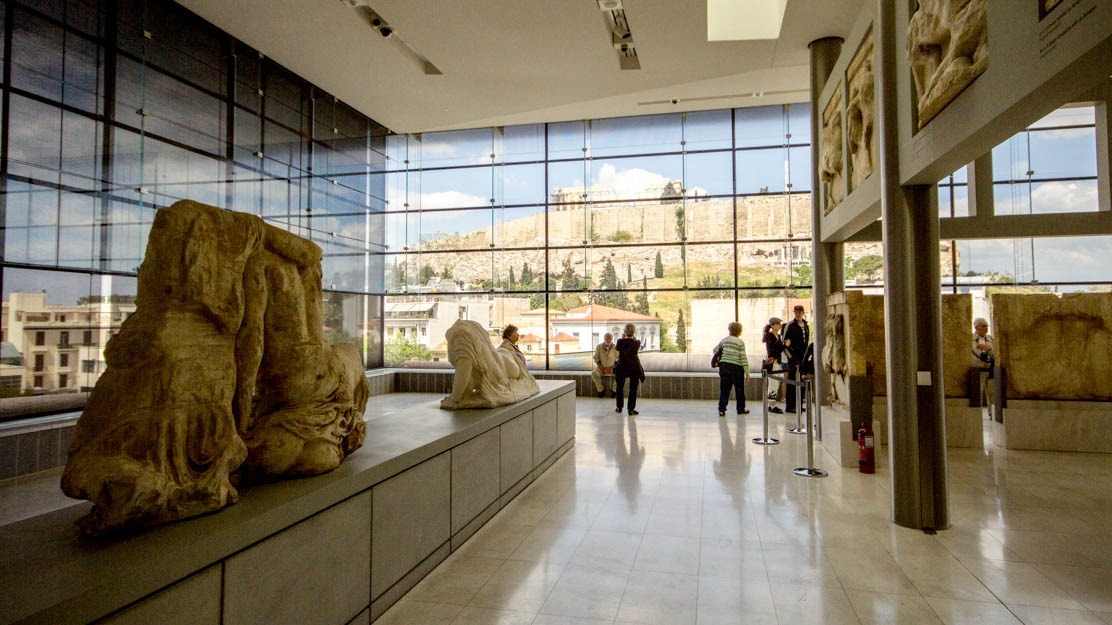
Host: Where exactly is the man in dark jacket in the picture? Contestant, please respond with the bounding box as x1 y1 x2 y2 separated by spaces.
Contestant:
781 305 810 413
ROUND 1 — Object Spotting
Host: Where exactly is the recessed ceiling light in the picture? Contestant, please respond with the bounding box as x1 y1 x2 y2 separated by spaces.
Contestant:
707 0 787 41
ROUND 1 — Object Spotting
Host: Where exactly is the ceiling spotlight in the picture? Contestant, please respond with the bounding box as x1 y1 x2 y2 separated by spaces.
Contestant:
369 14 393 37
597 0 623 10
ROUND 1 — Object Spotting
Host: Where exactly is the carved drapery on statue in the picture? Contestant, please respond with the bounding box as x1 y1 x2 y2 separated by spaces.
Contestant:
846 31 875 193
440 319 540 409
907 0 988 128
820 87 845 213
61 200 368 536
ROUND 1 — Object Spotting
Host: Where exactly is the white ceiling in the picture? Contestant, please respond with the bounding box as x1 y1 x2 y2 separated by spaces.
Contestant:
175 0 864 134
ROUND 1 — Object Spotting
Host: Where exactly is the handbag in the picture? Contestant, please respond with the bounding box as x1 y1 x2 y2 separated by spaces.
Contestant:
711 353 720 368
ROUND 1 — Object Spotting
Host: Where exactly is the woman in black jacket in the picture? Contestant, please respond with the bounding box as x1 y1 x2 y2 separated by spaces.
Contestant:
762 317 784 414
614 323 645 416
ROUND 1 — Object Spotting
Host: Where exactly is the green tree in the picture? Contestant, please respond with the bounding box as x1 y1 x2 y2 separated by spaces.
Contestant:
654 251 664 278
560 259 579 291
674 205 686 241
675 310 688 352
440 266 453 280
844 254 883 282
384 334 433 365
323 291 345 333
634 289 650 315
793 264 813 287
521 262 533 286
658 315 679 352
419 264 436 284
598 259 619 290
626 263 632 283
508 266 516 290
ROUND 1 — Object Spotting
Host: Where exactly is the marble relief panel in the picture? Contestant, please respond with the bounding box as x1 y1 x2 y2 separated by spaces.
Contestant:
907 0 989 128
992 292 1112 400
820 86 844 214
846 30 875 192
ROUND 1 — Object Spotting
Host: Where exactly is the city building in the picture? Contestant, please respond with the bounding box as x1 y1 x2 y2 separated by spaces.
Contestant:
1 293 134 394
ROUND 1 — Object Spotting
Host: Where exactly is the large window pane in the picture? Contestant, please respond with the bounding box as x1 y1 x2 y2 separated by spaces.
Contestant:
684 109 732 151
683 151 734 197
0 268 135 405
547 121 586 160
501 163 545 205
419 167 493 209
1028 126 1097 179
590 113 682 157
590 155 683 202
503 124 545 163
11 9 103 114
419 128 494 169
735 147 787 194
1032 236 1112 283
734 105 787 149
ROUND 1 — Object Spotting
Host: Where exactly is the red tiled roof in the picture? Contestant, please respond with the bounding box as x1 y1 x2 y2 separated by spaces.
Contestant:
550 333 578 342
562 304 658 322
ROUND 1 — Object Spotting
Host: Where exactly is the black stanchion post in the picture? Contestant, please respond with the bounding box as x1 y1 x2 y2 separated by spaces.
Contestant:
794 382 828 478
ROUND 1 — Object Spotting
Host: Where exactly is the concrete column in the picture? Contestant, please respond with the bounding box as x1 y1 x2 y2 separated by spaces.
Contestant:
876 1 949 530
808 36 843 408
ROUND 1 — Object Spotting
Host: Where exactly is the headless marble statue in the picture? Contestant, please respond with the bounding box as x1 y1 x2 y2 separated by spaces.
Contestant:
440 319 540 409
61 200 368 536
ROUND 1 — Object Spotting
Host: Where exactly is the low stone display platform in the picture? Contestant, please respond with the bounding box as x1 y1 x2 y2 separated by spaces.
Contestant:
820 404 883 469
870 397 983 449
0 380 575 625
997 400 1112 452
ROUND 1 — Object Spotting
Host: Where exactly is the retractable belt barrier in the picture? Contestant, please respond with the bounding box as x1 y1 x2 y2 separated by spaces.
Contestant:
752 371 827 478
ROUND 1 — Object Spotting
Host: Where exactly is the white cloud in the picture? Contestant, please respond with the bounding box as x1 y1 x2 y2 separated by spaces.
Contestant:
593 163 670 197
420 190 490 210
418 141 456 156
1031 180 1098 212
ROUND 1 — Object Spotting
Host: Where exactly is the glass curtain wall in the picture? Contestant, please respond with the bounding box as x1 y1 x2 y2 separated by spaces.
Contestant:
380 104 813 371
850 104 1110 322
0 0 387 417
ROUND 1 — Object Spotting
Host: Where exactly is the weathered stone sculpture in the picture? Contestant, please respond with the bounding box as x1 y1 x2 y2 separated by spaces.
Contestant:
61 200 368 536
440 319 539 409
846 32 875 191
820 88 845 213
992 293 1112 400
907 0 988 128
821 313 847 404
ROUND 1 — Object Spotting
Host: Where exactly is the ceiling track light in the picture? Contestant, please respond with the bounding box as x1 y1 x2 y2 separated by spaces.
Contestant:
599 4 639 70
336 0 442 75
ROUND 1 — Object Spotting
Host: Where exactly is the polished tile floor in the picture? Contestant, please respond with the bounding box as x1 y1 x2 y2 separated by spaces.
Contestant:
378 398 1112 625
3 398 1111 625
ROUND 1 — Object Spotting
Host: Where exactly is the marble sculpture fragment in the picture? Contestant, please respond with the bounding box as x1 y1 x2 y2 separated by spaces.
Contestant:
61 200 369 536
440 319 540 409
907 0 988 128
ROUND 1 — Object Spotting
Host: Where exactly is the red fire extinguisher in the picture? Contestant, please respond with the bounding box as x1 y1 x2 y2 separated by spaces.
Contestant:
857 425 875 474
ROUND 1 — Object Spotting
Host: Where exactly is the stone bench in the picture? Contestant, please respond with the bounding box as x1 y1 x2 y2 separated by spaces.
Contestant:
0 380 575 625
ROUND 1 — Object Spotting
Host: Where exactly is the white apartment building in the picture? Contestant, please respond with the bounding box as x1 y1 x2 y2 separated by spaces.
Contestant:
1 292 135 394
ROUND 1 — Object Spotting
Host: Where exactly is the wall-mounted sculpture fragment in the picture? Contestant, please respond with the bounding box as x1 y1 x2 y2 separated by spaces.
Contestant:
907 0 988 128
821 87 845 213
61 201 369 536
846 30 875 192
440 319 540 409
